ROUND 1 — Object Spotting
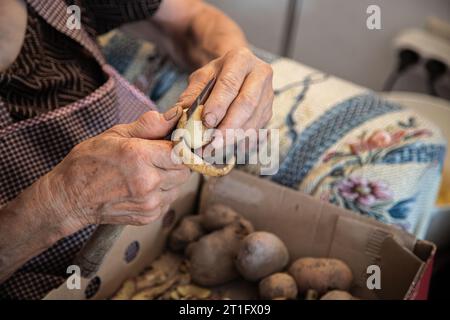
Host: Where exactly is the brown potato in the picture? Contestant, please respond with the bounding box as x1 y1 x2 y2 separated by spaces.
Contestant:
259 273 298 300
235 232 289 281
201 204 240 231
187 221 252 287
320 290 356 300
288 257 353 295
169 215 205 251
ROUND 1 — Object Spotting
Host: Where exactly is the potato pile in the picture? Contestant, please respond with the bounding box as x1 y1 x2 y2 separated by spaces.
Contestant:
111 204 359 300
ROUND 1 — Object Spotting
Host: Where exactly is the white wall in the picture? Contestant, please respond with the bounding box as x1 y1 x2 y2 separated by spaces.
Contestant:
207 0 450 92
293 0 450 90
207 0 288 54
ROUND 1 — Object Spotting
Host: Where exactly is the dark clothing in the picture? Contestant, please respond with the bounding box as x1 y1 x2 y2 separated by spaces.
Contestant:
0 0 160 300
0 0 161 120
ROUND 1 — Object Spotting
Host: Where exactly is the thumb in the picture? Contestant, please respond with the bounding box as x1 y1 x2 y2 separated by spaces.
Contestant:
125 105 182 140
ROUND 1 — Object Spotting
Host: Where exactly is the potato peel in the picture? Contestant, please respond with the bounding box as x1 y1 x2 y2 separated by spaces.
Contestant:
173 106 235 177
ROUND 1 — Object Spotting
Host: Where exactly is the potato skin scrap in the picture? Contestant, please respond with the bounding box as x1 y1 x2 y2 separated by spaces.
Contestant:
131 276 178 300
235 232 289 282
288 257 353 295
259 273 298 300
111 279 136 300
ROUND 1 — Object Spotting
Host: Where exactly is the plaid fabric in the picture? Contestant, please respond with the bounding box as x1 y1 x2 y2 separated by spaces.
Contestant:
0 0 155 299
0 100 13 128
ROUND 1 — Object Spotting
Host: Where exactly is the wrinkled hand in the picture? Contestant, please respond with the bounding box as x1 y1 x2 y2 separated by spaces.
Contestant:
178 47 274 144
40 107 190 233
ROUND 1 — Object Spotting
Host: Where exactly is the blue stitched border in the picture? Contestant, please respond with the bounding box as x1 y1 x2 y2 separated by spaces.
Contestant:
101 33 140 74
381 143 446 166
271 94 403 188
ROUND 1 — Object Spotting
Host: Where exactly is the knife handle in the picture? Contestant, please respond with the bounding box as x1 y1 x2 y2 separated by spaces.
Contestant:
73 224 125 278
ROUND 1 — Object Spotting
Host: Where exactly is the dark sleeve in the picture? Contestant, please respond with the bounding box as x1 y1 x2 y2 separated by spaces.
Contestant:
80 0 162 35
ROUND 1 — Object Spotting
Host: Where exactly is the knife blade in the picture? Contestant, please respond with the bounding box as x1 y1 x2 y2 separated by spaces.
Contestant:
186 77 216 118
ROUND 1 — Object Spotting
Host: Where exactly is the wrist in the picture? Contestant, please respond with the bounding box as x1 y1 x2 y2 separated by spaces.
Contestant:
36 171 89 240
6 172 86 247
0 173 83 281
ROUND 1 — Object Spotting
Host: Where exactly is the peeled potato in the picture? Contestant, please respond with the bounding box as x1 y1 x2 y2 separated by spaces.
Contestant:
182 105 212 149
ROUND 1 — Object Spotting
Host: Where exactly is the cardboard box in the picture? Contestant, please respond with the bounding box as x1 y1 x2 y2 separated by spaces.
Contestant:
44 170 435 300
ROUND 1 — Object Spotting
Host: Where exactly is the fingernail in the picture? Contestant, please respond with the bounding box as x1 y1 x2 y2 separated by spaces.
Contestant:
163 106 180 121
203 112 218 127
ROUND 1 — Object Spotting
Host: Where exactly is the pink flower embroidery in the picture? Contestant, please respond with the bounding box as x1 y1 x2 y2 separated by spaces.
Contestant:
348 129 408 154
409 129 432 138
337 177 393 207
368 130 392 149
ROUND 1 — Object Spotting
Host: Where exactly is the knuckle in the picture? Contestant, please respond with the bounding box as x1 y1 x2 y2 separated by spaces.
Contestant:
107 124 127 136
148 170 163 190
263 108 273 125
218 72 240 93
188 69 208 83
156 141 173 157
140 196 161 212
129 215 156 226
239 92 258 110
119 140 144 163
261 62 273 76
230 47 250 58
130 176 155 198
69 141 84 157
138 111 158 129
188 70 200 82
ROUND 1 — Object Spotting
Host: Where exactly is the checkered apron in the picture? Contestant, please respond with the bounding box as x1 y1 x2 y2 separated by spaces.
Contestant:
0 0 156 299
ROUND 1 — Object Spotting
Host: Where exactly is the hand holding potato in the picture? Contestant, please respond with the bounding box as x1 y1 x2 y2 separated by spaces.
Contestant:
38 106 191 234
177 47 274 143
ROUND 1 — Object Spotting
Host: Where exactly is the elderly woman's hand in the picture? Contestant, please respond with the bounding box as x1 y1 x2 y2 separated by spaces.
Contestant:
38 107 190 234
177 47 274 143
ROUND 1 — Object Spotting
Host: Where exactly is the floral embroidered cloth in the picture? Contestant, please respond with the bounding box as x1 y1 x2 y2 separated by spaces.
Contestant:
263 59 446 237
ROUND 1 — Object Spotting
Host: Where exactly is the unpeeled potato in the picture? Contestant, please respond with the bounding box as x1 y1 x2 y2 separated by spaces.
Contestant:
235 232 289 281
169 215 205 251
259 273 298 300
320 290 356 300
288 257 353 296
187 218 254 286
201 204 240 231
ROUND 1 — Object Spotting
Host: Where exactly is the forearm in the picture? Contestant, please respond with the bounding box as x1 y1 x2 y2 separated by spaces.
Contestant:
186 2 248 59
0 175 74 283
153 0 248 66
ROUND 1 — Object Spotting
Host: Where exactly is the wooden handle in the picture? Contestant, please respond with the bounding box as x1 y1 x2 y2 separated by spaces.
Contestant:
73 224 125 278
